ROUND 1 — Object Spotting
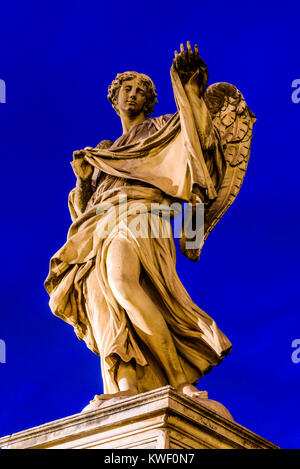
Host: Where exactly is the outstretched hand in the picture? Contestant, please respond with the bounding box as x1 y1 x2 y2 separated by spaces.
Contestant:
173 41 208 95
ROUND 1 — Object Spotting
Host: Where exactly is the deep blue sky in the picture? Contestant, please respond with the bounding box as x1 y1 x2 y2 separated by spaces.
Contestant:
0 0 299 449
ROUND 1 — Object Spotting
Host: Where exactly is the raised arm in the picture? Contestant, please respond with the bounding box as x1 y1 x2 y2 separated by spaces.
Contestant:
172 42 225 261
172 41 216 151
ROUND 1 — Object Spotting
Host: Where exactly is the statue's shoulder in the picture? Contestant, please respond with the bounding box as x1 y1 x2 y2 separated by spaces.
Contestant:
160 113 174 123
148 113 175 129
96 140 114 149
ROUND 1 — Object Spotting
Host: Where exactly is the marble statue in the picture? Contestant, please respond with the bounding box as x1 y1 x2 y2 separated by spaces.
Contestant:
45 42 255 412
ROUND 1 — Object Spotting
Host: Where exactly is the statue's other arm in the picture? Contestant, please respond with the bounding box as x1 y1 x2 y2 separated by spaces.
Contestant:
68 148 94 221
68 140 114 221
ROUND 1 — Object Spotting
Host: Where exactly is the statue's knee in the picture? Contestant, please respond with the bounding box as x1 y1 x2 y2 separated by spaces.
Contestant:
107 238 141 303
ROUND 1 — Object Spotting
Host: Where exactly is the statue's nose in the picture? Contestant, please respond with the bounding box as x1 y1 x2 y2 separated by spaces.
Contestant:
129 89 137 99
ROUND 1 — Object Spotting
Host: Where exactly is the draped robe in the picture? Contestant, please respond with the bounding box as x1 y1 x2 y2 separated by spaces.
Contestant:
45 68 232 393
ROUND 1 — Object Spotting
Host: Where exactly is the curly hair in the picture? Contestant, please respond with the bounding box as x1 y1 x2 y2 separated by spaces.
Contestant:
107 71 158 118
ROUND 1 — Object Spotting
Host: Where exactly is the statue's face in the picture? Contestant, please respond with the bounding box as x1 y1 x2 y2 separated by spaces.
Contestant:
117 78 148 117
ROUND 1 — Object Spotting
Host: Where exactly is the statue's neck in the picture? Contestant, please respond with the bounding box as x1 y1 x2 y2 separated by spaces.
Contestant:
120 112 146 135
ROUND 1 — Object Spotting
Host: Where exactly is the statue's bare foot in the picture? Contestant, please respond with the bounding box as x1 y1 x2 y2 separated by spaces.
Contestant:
177 383 208 400
93 390 138 401
81 389 138 413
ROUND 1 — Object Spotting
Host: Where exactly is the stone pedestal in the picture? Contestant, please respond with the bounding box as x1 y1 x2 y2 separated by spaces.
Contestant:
0 386 278 449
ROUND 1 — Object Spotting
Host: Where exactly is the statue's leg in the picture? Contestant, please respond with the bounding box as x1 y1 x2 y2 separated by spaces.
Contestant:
116 360 138 393
84 266 139 401
106 235 206 398
90 361 138 403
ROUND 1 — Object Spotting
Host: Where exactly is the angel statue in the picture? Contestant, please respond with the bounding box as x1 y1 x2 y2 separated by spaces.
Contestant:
45 42 255 412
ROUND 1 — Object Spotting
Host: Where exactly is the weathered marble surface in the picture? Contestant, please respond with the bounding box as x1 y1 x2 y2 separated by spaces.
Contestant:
0 386 278 449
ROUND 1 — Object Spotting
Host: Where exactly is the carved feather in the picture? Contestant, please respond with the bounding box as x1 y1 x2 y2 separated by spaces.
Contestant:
201 82 256 252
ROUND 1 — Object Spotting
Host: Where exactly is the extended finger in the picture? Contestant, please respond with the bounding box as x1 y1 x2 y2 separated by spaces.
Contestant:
187 40 193 59
180 42 187 66
173 50 179 70
194 44 207 70
173 49 178 64
186 40 193 65
194 44 202 66
174 49 182 70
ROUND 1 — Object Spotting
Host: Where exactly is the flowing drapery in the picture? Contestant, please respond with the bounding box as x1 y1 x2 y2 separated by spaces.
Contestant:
45 68 231 393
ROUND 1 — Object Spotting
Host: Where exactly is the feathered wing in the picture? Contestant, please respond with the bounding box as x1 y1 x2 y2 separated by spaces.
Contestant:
199 82 256 252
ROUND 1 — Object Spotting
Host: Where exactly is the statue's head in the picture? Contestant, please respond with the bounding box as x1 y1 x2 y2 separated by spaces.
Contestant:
108 71 157 119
